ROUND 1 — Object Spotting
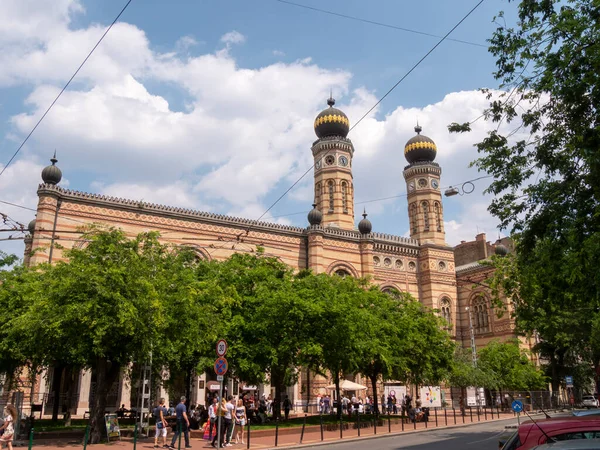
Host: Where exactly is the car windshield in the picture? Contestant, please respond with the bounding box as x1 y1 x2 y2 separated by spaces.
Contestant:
502 430 521 450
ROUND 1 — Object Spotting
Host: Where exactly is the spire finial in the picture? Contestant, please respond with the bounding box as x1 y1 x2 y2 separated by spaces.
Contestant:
51 150 57 165
327 90 335 107
362 208 367 219
414 121 422 135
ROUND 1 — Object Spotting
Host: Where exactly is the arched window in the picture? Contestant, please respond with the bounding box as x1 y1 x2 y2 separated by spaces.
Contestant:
410 203 418 234
328 180 334 213
335 269 350 277
440 297 452 326
422 201 430 231
472 296 490 334
434 202 442 232
315 182 321 209
341 181 348 213
382 287 401 299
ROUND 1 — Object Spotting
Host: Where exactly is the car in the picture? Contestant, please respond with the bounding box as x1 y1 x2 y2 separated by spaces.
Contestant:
573 409 600 417
532 439 600 449
501 416 600 450
582 396 599 408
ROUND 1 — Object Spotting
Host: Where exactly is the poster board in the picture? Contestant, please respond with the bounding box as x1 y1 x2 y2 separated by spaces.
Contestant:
419 386 442 407
466 387 477 406
105 413 121 440
383 384 406 402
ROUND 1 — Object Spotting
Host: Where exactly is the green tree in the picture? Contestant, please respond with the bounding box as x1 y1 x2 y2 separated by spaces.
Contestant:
449 0 600 391
448 346 488 393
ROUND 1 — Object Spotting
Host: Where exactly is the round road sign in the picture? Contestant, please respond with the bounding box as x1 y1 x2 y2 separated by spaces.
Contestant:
216 339 228 357
214 357 228 376
511 400 524 413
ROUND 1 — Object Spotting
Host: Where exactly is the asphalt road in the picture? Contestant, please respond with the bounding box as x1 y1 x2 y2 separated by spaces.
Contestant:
307 417 518 450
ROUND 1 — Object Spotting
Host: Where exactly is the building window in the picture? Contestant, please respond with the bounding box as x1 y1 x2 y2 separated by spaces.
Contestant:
472 296 490 334
422 201 430 231
434 201 442 232
335 269 350 277
328 180 334 213
411 203 418 234
315 182 321 209
440 297 452 327
341 181 348 213
382 287 401 299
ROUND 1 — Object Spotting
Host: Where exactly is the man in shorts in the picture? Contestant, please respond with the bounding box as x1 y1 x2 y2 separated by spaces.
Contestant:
153 398 168 448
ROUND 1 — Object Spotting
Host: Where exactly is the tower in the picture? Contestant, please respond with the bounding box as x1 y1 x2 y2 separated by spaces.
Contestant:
402 125 445 246
311 96 355 230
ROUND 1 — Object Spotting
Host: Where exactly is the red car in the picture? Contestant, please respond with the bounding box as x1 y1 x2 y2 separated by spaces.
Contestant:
502 416 600 450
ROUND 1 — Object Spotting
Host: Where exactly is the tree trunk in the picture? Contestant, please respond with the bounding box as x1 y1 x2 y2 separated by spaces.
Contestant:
271 370 283 420
63 367 78 427
335 372 341 420
90 358 121 444
369 374 379 416
51 364 64 422
185 367 192 409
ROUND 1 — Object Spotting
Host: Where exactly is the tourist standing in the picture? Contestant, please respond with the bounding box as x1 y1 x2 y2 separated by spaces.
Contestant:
283 395 291 420
234 399 246 444
168 397 191 449
208 397 218 440
211 398 227 448
153 398 168 448
224 396 235 446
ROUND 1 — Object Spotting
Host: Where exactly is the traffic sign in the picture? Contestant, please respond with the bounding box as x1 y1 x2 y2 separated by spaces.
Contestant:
217 375 224 381
216 339 228 357
214 357 228 376
566 376 574 388
511 400 524 413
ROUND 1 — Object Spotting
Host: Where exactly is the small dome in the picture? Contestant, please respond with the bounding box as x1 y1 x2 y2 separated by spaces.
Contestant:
495 243 508 256
307 204 323 226
358 211 372 235
404 125 437 164
27 219 36 235
314 96 350 139
41 152 62 185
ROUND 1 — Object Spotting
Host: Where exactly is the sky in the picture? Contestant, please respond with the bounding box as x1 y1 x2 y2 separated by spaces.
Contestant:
0 0 524 258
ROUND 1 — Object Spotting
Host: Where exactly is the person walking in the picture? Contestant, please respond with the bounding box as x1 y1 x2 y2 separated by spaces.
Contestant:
208 397 218 441
283 395 291 421
0 405 17 450
168 396 191 449
234 399 247 444
153 398 168 448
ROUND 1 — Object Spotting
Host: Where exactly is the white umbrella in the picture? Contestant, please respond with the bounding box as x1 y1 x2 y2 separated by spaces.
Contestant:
325 379 368 391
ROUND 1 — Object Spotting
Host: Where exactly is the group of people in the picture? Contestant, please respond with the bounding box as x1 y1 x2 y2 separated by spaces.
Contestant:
0 405 17 450
381 394 429 423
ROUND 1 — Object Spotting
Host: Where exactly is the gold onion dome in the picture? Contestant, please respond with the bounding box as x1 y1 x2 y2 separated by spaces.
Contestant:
314 96 350 139
404 124 437 164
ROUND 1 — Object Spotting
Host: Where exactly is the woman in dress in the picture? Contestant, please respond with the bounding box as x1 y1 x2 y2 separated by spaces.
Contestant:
234 399 247 444
0 404 17 450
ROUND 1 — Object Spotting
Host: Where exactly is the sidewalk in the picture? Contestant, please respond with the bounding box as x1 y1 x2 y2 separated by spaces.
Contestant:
22 409 521 449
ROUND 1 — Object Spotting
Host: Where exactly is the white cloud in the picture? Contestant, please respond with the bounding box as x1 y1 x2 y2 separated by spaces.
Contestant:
220 31 245 46
272 50 285 57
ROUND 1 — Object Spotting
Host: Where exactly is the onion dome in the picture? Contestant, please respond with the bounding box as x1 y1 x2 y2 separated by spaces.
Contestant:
404 124 437 164
307 203 323 226
358 210 372 235
314 96 350 139
41 152 62 185
495 243 508 256
27 218 36 235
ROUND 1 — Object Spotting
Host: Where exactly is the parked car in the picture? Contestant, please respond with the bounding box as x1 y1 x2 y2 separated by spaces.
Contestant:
582 396 599 408
573 410 600 417
501 417 600 450
532 439 600 449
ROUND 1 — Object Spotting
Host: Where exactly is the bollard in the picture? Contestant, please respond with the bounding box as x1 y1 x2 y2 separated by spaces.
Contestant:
300 414 306 443
435 408 438 427
28 427 34 450
484 406 487 421
339 416 343 439
374 413 377 435
413 416 416 430
477 406 481 422
247 420 250 450
275 417 279 447
425 411 428 428
444 408 448 426
388 412 391 433
320 414 324 441
357 411 361 437
469 407 473 423
133 423 138 450
83 423 90 450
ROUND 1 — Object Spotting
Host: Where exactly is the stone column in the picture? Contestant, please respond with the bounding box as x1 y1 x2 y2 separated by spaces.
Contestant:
76 369 92 416
359 238 374 278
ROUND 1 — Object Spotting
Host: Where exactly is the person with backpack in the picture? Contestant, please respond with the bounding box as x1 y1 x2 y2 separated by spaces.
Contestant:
153 398 168 448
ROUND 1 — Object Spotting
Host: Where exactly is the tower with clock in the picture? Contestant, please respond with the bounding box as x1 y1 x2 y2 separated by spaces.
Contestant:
311 96 355 230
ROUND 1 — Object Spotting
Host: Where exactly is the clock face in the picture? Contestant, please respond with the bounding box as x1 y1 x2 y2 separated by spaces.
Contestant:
315 160 322 169
325 155 335 165
431 179 439 189
339 155 348 166
408 182 415 192
418 178 428 188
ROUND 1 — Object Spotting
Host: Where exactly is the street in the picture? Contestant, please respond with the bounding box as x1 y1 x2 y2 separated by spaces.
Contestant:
302 418 516 450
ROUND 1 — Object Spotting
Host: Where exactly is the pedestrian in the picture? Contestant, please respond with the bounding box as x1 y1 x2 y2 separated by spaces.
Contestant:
283 395 291 421
208 397 218 441
153 398 168 448
323 395 331 414
211 398 227 448
316 394 322 414
0 405 16 450
168 396 191 449
392 395 397 414
234 399 246 444
224 395 235 446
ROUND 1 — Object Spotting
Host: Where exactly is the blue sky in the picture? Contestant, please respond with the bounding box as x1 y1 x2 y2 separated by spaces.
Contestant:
0 0 522 257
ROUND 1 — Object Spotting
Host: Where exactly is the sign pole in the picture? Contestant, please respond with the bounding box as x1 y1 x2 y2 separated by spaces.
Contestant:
217 380 223 449
215 339 228 449
517 412 520 426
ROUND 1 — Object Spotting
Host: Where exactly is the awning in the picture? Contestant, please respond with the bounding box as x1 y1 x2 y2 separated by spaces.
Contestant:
325 380 368 391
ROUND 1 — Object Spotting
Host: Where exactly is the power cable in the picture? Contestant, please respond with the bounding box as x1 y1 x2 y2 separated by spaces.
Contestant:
0 0 134 178
274 0 487 48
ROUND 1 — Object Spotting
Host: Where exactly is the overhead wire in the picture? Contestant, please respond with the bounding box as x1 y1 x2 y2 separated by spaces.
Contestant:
0 0 134 178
